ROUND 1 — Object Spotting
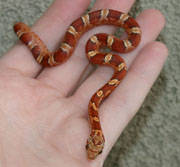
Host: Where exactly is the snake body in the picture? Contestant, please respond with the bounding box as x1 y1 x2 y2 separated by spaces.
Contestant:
14 9 141 160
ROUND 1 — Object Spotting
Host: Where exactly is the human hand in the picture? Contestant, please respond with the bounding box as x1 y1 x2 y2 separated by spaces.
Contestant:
0 0 167 166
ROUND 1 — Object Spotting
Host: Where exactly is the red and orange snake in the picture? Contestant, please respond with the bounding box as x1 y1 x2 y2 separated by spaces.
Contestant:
14 9 141 160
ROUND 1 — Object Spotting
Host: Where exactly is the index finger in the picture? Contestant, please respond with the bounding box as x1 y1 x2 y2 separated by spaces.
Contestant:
0 0 91 77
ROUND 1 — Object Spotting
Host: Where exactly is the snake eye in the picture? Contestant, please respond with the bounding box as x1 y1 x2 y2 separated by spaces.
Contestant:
85 144 89 150
98 151 102 155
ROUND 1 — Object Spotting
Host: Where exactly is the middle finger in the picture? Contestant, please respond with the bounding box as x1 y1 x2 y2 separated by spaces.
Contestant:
37 0 136 96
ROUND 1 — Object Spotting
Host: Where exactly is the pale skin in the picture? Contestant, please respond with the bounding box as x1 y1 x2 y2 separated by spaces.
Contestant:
0 0 168 166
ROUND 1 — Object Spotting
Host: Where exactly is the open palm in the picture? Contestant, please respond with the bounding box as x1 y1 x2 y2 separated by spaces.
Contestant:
0 0 167 167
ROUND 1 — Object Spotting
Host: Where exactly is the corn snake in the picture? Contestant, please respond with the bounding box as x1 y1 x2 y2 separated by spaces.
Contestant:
14 9 141 160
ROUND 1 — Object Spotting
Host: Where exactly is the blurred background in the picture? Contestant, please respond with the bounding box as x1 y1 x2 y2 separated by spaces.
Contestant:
0 0 179 166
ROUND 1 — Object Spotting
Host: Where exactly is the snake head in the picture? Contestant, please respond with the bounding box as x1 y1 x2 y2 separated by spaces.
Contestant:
86 130 105 160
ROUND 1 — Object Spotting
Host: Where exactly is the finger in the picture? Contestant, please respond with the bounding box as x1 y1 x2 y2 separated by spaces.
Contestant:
0 0 91 77
37 0 136 96
93 0 135 11
95 42 168 160
72 9 165 108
